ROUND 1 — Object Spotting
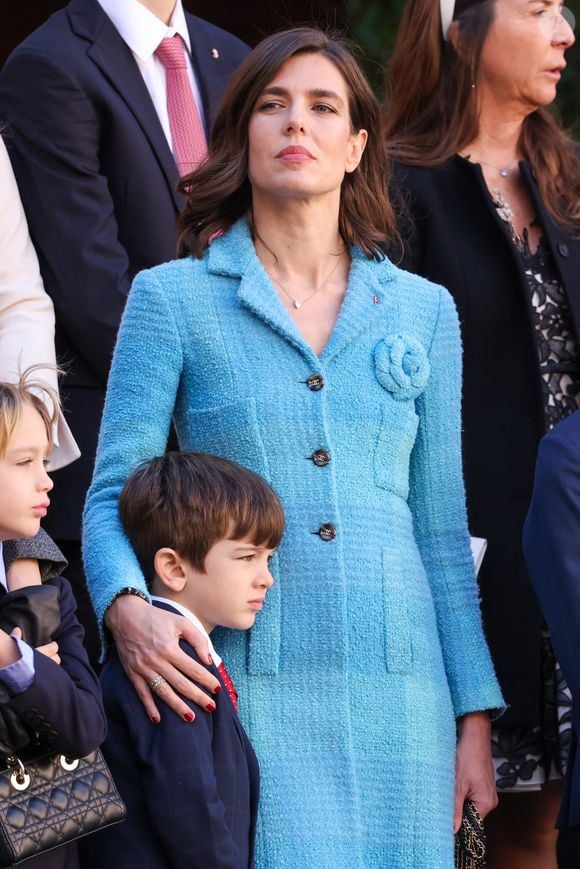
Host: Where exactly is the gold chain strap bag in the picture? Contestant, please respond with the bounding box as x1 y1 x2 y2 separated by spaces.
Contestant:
0 747 126 865
455 799 486 869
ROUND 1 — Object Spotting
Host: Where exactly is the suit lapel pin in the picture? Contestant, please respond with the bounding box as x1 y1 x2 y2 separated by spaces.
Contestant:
211 48 220 60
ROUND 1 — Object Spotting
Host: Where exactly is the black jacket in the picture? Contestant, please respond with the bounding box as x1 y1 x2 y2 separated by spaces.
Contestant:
393 155 580 727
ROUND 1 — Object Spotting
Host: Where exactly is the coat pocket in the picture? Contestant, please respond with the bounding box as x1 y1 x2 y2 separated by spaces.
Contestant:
373 403 419 498
182 398 270 481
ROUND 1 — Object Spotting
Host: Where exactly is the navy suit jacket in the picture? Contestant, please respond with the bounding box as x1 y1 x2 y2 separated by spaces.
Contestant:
0 577 107 868
82 602 260 868
523 410 580 829
0 0 249 540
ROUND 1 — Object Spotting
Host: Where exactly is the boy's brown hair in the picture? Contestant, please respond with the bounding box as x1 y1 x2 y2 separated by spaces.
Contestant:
119 451 284 586
0 371 57 459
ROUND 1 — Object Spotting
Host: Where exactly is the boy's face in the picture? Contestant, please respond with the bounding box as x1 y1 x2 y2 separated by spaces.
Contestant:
0 404 53 541
178 536 275 634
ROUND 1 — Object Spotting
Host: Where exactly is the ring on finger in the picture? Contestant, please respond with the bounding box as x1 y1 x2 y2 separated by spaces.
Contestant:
148 674 167 693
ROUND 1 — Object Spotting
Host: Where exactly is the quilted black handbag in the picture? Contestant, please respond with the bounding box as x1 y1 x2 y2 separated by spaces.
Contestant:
455 799 486 869
0 746 126 865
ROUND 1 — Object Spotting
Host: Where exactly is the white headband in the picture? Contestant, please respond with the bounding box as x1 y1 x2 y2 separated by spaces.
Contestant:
440 0 456 40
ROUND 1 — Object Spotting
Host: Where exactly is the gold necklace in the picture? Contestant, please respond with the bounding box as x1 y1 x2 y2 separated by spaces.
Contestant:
268 253 344 310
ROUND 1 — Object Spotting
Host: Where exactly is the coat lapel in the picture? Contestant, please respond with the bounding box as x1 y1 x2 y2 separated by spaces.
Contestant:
321 250 397 364
68 0 181 211
208 220 320 366
521 163 580 346
209 220 398 365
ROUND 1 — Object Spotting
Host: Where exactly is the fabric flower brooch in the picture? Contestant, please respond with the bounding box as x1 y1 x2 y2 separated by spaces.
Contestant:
374 334 430 401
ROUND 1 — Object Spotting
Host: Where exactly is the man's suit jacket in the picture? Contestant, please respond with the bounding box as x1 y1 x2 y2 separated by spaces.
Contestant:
81 601 260 868
524 410 580 829
0 0 249 540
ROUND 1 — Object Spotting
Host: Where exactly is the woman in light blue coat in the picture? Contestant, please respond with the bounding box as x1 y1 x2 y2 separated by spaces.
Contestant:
83 28 503 868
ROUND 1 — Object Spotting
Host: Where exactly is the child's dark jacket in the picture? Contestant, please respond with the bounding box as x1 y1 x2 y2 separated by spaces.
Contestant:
83 601 259 868
0 577 107 868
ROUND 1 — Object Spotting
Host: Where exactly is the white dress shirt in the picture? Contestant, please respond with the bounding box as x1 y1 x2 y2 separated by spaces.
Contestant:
96 0 206 154
151 595 222 666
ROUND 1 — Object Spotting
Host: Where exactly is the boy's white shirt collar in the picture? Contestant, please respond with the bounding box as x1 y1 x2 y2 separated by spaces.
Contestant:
151 595 222 666
96 0 192 62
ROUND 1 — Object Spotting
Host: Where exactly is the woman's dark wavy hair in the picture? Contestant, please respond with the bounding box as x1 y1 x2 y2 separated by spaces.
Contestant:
382 0 580 232
177 27 399 261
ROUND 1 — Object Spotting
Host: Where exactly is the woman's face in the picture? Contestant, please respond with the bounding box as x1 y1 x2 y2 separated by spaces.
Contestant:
479 0 575 110
247 52 367 206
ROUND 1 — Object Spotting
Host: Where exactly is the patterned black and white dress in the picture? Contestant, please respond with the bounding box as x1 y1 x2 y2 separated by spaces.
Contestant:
490 189 578 791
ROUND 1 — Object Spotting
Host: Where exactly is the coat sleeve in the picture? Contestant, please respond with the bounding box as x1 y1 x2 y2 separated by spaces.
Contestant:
0 137 80 470
408 287 504 717
523 422 580 700
0 48 130 387
115 676 244 868
6 578 107 757
83 268 184 630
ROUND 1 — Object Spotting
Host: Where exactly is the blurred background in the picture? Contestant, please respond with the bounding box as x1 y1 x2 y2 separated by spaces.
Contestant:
1 1 579 130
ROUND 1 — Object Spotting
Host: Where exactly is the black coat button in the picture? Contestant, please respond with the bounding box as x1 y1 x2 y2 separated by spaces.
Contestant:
306 374 324 391
558 242 570 257
317 523 336 541
311 449 331 467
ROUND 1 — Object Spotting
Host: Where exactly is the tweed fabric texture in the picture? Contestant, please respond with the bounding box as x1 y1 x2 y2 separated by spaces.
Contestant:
84 219 503 868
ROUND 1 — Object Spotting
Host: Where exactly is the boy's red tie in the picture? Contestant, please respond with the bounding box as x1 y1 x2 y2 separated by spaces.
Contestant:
218 661 239 713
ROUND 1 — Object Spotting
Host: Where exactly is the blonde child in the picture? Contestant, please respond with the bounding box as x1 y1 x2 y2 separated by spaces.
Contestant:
0 375 106 869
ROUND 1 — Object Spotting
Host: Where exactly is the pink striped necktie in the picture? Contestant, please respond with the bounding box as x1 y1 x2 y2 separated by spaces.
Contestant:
154 34 207 176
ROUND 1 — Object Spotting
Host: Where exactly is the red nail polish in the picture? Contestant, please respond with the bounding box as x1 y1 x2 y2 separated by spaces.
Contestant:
206 702 216 712
184 711 194 722
213 683 221 694
208 654 214 665
150 714 159 725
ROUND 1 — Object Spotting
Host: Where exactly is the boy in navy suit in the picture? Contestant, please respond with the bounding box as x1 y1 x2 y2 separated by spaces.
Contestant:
83 451 283 869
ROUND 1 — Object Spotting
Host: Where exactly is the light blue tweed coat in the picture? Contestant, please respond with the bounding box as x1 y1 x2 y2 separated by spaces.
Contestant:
83 219 503 868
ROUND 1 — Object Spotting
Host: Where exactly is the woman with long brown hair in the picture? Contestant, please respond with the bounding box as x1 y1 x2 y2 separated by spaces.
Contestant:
83 27 502 867
384 1 578 865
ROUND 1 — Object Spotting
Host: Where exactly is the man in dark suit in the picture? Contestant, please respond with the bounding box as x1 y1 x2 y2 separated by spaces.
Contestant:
524 410 580 867
0 0 249 661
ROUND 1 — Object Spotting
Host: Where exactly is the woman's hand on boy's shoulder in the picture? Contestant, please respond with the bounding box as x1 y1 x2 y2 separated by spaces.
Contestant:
105 594 221 724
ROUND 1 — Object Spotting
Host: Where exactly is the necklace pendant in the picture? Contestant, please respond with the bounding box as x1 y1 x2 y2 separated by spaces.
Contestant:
293 300 302 309
500 169 509 177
